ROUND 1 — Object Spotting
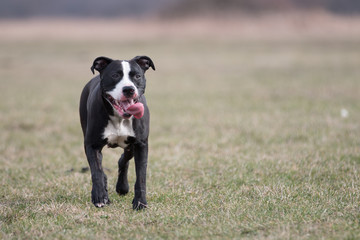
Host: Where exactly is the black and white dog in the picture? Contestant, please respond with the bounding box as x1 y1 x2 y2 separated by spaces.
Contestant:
79 56 155 209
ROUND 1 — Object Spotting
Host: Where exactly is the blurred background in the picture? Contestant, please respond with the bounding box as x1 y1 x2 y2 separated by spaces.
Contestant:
1 1 360 239
1 0 360 18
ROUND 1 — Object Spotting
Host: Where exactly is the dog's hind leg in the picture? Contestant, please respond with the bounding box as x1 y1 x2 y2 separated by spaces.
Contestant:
116 147 133 195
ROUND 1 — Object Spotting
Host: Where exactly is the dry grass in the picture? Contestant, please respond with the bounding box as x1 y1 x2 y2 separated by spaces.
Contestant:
0 14 359 239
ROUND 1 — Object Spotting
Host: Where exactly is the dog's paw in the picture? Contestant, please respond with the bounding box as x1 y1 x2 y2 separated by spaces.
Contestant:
94 202 105 208
91 189 111 208
93 198 110 208
132 198 147 210
116 181 129 195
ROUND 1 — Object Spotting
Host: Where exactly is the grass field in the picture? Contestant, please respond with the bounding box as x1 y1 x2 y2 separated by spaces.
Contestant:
0 15 360 239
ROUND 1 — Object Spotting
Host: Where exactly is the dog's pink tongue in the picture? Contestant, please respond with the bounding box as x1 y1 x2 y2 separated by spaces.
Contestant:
126 102 144 119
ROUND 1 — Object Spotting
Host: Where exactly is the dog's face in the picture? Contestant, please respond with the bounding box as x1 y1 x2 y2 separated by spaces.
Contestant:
91 56 155 119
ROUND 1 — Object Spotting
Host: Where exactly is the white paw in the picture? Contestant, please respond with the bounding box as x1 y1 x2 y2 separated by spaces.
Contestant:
95 203 105 208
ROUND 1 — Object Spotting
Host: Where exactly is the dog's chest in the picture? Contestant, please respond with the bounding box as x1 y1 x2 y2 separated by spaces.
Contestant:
103 117 135 148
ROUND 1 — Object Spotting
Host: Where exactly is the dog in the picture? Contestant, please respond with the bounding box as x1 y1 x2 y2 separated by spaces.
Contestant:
79 56 155 209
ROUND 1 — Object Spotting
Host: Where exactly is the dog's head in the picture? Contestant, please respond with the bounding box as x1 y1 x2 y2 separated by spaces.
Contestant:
91 56 155 119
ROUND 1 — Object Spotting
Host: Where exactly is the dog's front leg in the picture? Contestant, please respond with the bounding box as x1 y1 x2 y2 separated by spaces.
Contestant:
132 142 148 210
85 145 110 207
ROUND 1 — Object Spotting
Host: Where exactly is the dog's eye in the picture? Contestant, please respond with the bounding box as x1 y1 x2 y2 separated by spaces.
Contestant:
112 73 121 79
135 74 141 79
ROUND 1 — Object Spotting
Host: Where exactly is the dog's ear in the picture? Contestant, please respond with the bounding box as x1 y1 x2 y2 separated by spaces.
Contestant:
132 56 155 72
91 56 113 74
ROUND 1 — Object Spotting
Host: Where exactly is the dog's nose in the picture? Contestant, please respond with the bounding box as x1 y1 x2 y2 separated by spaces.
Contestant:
123 86 135 97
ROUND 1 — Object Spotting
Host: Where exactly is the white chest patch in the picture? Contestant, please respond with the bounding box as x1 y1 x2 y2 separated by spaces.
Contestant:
103 116 135 148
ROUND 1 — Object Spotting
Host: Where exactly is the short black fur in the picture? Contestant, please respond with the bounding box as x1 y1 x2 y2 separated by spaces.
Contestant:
79 56 155 210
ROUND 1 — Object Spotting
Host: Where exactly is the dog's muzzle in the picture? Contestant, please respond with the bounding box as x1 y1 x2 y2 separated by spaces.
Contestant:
106 94 144 119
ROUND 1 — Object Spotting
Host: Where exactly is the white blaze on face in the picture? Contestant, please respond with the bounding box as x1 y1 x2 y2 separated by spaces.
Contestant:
107 61 138 100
